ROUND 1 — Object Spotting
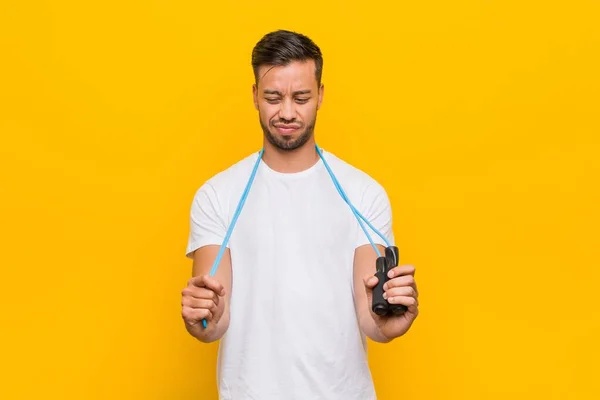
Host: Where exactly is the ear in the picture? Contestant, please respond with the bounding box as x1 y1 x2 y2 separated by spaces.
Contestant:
252 83 259 110
317 83 325 110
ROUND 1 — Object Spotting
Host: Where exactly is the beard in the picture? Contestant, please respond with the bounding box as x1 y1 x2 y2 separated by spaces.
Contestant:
260 115 316 151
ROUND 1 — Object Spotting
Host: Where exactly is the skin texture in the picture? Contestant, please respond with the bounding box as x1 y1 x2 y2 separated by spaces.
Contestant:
181 59 419 343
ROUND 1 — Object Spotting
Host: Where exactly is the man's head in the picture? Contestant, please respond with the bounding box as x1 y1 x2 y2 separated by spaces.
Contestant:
251 30 324 151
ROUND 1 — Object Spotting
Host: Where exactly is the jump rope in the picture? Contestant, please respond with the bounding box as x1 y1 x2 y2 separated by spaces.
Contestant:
201 144 406 329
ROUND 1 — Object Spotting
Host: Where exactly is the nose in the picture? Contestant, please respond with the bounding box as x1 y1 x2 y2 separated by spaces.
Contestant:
279 98 295 121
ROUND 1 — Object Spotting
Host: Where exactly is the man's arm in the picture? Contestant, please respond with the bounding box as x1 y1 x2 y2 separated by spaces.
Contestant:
351 180 395 342
182 182 232 342
351 180 420 342
182 245 233 343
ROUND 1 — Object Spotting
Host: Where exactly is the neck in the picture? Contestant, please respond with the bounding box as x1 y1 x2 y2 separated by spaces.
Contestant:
261 138 320 173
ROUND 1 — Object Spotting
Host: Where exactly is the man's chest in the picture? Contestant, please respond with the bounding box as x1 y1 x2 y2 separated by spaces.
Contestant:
228 179 358 256
226 178 359 308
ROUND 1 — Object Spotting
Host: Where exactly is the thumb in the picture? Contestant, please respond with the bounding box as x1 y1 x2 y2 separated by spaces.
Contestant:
363 275 378 289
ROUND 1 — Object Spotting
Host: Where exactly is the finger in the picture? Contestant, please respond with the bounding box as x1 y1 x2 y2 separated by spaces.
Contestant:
182 306 213 324
387 264 416 279
383 275 415 291
383 286 416 300
182 287 220 305
386 295 418 310
181 297 218 313
190 275 226 296
363 275 379 289
387 264 415 279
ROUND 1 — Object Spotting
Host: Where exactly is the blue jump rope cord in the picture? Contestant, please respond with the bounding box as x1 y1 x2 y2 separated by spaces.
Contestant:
315 144 391 253
201 144 391 328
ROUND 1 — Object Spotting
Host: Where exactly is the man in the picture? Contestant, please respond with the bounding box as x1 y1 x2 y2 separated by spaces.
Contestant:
181 29 419 399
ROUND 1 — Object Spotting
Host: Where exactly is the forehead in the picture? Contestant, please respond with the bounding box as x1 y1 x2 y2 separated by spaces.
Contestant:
257 60 317 90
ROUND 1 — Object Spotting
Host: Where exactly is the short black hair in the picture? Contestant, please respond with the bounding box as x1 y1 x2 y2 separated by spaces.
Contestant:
251 29 323 86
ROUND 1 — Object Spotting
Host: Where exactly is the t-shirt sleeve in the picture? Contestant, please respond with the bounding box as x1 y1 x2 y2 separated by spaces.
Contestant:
185 182 228 258
355 181 395 249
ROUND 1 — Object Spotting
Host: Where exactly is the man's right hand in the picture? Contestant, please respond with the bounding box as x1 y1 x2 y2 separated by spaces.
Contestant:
181 274 227 342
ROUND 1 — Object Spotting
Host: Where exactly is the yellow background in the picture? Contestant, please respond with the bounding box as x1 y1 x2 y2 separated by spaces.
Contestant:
1 0 599 399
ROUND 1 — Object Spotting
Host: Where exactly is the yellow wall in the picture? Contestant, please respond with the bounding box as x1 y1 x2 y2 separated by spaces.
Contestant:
1 1 599 399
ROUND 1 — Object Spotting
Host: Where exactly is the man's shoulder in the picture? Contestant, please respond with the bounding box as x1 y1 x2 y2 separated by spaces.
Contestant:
207 152 260 184
194 151 260 197
323 149 386 193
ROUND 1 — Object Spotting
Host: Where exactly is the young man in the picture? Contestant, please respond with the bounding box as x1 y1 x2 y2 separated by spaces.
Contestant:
181 30 419 399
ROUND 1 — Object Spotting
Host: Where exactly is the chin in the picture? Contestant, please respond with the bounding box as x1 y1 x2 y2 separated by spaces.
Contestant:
261 119 315 151
267 132 308 151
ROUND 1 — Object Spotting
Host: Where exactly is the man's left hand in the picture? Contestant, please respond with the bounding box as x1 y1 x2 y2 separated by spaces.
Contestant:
363 264 419 340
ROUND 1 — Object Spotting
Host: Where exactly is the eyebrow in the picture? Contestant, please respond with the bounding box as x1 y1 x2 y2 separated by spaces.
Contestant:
263 89 312 96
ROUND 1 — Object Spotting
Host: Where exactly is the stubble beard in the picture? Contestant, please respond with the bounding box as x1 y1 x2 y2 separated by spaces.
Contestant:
260 115 316 152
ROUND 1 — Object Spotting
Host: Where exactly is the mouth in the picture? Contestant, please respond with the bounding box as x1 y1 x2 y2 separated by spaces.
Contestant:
273 125 301 135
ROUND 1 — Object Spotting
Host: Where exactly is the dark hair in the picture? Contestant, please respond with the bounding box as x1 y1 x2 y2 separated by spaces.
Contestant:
251 29 323 86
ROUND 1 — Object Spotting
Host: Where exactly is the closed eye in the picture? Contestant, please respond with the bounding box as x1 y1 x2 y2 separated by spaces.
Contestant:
264 98 310 104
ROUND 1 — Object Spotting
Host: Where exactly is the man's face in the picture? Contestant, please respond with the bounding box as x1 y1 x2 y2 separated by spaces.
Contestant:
253 60 324 151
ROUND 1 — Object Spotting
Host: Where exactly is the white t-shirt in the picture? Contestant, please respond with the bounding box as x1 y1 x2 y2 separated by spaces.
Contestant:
186 148 394 400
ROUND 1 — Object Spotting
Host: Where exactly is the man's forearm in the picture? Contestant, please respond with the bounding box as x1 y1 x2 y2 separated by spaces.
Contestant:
359 313 392 343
